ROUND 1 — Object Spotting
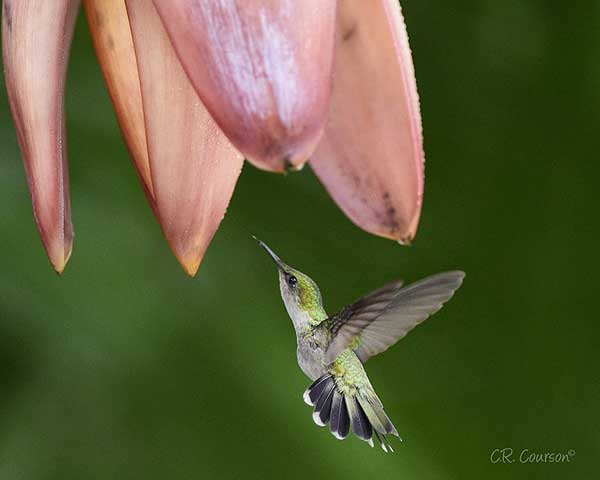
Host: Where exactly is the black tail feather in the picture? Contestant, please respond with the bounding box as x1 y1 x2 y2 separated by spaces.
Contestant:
303 375 399 451
313 381 335 426
347 397 373 444
304 374 331 406
329 391 350 439
337 396 350 439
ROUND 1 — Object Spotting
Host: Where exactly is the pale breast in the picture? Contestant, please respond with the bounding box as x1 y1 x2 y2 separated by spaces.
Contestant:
297 337 328 381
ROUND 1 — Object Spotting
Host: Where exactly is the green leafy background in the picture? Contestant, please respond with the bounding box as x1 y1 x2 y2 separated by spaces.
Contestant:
0 3 598 479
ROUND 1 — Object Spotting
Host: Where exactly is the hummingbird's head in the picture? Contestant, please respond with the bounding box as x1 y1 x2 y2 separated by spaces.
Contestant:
255 238 325 325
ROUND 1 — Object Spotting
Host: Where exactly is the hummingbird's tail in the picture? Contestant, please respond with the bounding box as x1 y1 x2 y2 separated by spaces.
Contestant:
303 374 400 452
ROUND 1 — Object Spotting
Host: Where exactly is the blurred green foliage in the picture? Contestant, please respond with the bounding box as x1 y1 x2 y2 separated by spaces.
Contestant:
0 2 598 479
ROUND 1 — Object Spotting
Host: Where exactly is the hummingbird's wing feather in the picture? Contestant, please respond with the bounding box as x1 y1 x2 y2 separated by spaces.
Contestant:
326 271 465 363
327 279 405 335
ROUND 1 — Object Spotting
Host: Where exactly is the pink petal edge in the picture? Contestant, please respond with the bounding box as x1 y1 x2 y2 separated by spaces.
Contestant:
84 0 155 210
311 0 424 244
2 0 80 273
126 0 244 276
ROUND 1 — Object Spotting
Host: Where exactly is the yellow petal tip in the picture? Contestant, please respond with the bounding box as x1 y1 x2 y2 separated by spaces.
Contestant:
49 241 73 275
397 236 413 247
176 254 201 277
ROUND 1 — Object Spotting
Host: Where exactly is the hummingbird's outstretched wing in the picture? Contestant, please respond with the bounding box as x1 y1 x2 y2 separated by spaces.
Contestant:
325 271 465 363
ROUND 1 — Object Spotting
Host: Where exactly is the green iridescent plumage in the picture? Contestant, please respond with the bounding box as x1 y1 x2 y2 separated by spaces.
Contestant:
284 268 328 325
255 238 465 451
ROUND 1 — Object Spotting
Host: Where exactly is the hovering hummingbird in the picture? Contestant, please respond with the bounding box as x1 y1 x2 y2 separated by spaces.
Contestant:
255 238 465 451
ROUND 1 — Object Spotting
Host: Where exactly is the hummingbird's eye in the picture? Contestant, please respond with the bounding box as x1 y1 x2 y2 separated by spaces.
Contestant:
288 275 298 288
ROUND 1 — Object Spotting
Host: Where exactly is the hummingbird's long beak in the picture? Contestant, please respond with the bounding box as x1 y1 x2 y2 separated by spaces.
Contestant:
253 236 287 271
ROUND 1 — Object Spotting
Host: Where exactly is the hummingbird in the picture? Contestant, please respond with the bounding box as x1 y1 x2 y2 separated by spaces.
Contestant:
255 238 465 451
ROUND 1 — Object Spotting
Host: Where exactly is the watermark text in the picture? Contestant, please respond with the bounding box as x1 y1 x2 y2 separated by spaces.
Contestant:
490 448 575 464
